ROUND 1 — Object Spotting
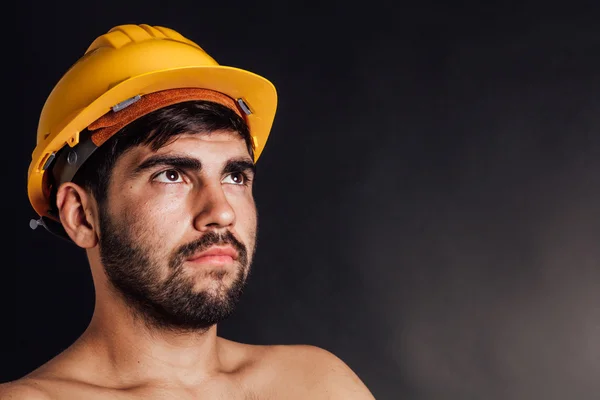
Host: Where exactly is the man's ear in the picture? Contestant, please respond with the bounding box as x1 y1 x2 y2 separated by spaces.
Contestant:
55 182 99 248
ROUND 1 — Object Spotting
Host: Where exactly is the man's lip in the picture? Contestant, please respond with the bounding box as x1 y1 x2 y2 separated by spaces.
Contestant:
187 246 238 261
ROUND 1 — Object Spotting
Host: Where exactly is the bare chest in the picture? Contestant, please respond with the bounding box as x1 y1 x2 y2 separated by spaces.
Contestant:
40 378 291 400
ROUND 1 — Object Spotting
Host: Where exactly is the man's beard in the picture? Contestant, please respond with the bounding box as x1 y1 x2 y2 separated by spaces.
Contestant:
97 208 253 332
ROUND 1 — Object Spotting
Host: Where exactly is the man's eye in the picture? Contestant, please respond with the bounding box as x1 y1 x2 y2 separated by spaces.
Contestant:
222 172 247 185
154 169 183 183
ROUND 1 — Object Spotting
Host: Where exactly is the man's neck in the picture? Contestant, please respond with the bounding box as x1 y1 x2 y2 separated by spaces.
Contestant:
71 299 223 389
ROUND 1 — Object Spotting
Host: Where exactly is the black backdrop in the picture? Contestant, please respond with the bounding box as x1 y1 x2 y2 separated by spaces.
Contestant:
5 2 600 399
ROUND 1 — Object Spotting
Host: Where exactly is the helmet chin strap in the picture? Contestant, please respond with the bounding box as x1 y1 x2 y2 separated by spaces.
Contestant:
29 216 73 242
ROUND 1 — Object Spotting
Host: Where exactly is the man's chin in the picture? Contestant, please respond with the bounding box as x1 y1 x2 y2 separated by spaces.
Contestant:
137 294 239 331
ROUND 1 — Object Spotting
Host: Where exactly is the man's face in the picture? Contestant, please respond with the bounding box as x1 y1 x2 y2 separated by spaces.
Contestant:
97 130 257 331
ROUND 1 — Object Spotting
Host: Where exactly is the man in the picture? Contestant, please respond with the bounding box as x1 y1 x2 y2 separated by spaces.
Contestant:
2 24 375 399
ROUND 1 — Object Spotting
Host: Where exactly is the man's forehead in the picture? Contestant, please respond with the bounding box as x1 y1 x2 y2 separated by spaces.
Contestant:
123 132 253 167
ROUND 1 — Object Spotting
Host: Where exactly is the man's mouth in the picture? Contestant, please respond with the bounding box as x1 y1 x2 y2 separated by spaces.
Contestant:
186 246 239 266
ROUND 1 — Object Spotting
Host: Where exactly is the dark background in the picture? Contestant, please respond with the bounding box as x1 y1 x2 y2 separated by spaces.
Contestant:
5 1 600 399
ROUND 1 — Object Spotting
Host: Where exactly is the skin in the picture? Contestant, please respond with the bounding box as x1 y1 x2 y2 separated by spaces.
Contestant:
2 130 376 399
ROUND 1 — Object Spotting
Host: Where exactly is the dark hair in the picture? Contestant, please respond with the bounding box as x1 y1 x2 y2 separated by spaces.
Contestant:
71 100 252 206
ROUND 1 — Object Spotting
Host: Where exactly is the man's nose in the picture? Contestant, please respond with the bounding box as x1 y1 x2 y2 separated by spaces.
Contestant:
192 182 236 231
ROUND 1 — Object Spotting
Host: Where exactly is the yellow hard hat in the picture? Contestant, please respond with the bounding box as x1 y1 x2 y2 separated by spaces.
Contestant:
27 23 278 222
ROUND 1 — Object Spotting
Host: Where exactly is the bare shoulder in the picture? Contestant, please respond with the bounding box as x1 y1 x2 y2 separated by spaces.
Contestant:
263 344 376 399
220 339 375 398
0 379 52 399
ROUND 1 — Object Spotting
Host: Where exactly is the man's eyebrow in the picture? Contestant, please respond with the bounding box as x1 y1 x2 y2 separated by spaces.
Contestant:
223 159 256 175
133 155 202 174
